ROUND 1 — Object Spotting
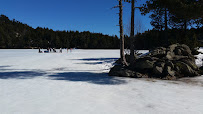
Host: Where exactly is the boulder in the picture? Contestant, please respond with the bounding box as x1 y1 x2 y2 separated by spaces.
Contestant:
173 55 189 60
174 48 182 55
135 72 146 78
153 66 164 75
109 65 136 77
109 65 122 76
166 51 175 60
181 58 198 70
163 66 176 77
115 54 139 64
169 44 178 52
153 61 165 75
119 69 136 77
175 62 198 77
165 61 174 69
109 43 200 80
181 44 192 55
134 58 155 70
149 47 166 58
167 44 192 59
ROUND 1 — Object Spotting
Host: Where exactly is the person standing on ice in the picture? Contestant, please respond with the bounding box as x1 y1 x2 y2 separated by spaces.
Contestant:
53 48 56 52
46 48 49 53
38 47 42 53
60 48 62 53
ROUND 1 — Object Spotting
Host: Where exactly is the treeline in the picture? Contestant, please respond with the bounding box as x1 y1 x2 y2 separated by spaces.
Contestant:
124 0 203 50
0 13 202 50
0 15 119 49
125 27 203 50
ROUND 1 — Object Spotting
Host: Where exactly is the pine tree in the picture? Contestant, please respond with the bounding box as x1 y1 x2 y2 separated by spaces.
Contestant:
130 0 135 65
119 0 128 66
140 0 171 46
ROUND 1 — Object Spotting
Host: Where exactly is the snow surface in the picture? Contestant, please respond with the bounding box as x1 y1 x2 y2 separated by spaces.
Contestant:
0 49 203 114
196 48 203 67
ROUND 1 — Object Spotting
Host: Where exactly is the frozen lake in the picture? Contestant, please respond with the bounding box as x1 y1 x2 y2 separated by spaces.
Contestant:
0 49 203 114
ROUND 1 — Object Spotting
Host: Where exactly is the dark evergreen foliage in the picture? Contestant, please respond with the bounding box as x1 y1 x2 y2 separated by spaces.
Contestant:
0 15 120 49
125 27 203 50
128 0 203 50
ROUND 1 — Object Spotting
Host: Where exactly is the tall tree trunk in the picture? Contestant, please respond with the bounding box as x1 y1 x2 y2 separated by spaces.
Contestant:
183 19 187 44
164 8 168 46
184 19 187 32
119 0 128 66
130 0 135 65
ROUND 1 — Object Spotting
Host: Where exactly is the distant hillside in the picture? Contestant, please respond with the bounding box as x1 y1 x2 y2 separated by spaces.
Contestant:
0 15 120 49
1 14 202 49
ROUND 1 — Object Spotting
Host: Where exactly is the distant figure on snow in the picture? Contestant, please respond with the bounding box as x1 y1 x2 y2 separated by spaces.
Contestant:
39 47 42 53
43 48 49 53
60 48 62 53
53 48 57 52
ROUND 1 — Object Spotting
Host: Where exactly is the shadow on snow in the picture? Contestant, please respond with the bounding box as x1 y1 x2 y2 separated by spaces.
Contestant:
78 58 119 61
48 72 126 85
76 58 119 65
0 71 126 85
0 61 127 85
0 71 46 79
0 65 11 68
0 65 12 70
0 65 46 79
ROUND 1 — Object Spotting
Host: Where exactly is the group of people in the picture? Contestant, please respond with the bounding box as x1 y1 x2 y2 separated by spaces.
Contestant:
38 47 61 53
39 47 72 53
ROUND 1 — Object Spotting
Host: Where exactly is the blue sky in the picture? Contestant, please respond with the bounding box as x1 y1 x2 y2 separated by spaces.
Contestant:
0 0 152 36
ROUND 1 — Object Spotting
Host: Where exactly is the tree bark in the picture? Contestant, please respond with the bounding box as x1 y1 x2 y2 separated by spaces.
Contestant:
130 0 135 65
184 19 187 32
119 0 128 66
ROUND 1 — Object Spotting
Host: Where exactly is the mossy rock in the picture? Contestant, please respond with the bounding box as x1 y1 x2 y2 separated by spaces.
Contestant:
109 65 136 77
175 62 198 77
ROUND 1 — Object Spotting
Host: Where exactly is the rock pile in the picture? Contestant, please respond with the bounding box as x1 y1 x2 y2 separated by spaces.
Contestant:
109 44 202 80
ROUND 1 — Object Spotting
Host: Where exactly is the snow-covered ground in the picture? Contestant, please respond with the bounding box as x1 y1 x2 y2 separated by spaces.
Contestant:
196 47 203 67
0 49 202 114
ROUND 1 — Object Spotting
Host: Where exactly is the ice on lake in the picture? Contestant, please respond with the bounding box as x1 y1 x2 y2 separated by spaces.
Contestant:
0 49 202 114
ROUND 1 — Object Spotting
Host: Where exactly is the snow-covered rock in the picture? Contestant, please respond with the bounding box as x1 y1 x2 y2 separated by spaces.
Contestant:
110 44 202 80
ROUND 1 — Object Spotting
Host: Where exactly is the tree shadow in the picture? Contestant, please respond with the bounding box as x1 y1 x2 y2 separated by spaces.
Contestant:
77 62 104 65
78 58 119 61
77 58 119 65
0 65 46 79
79 58 118 61
0 65 12 70
48 72 127 85
0 60 126 85
0 65 11 68
0 71 46 79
